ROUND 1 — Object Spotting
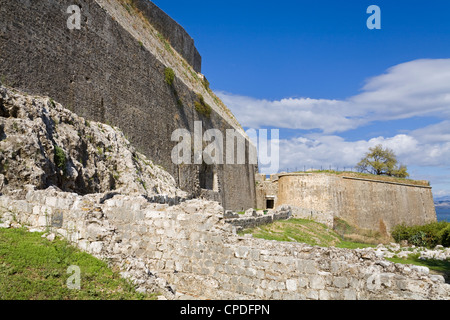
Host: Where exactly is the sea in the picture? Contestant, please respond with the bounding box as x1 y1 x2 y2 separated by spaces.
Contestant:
436 207 450 222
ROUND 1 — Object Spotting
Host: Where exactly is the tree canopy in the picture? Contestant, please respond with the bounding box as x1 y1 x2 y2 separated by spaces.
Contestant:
356 144 409 178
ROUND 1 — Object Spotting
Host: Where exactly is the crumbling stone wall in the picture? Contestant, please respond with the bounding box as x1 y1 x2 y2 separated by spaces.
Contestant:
223 207 292 232
1 190 448 300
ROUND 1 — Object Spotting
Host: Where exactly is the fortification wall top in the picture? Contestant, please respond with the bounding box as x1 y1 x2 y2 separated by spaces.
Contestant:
132 0 202 72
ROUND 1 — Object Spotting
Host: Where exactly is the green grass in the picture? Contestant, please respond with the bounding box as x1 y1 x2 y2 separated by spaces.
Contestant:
194 94 212 118
333 217 390 245
164 67 175 86
239 219 375 249
0 228 157 300
156 32 174 55
386 253 450 282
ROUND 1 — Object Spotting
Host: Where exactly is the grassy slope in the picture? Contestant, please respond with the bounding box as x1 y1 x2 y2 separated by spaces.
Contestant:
386 254 450 282
240 218 449 280
239 218 376 249
0 228 156 300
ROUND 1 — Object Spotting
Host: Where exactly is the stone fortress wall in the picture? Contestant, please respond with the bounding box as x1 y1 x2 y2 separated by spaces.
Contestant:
131 0 202 73
1 189 449 300
257 173 437 233
0 0 256 211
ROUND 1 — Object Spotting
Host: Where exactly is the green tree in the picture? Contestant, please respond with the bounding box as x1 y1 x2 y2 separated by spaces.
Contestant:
356 144 409 178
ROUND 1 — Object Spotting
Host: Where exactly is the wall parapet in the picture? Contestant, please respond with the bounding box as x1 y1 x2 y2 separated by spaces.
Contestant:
341 176 431 189
132 0 202 72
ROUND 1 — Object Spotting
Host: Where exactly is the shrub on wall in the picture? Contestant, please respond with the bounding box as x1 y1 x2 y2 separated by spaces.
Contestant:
164 67 175 86
194 94 212 118
54 145 66 173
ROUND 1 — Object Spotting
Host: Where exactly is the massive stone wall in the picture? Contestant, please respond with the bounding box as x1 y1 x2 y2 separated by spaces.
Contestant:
1 189 449 300
276 173 437 233
0 0 256 210
131 0 202 73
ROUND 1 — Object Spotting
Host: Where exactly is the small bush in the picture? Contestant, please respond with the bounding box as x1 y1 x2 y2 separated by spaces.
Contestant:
391 224 413 243
391 221 450 248
164 67 175 86
438 225 450 247
54 145 66 172
194 94 212 118
409 231 427 247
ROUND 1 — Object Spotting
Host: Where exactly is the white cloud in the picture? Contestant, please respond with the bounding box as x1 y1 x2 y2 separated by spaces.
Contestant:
217 59 450 133
219 93 358 133
276 134 420 171
275 124 450 171
220 59 450 195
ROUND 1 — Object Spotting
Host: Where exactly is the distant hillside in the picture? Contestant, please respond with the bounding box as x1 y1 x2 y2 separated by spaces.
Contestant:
434 195 450 208
435 201 450 208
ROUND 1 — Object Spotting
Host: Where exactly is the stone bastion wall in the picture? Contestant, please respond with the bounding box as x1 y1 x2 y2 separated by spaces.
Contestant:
1 189 448 300
0 0 257 211
131 0 202 73
276 173 437 233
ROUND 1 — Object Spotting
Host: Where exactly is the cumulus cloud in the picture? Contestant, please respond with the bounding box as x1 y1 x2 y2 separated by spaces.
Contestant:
276 134 419 171
217 59 450 133
219 94 356 133
220 59 450 195
273 120 450 176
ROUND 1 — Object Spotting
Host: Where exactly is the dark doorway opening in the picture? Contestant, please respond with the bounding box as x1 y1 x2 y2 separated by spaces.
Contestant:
199 163 214 190
266 199 274 209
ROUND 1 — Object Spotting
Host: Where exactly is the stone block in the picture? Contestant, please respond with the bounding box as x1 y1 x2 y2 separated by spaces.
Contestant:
286 279 297 292
37 215 48 227
309 275 326 290
272 290 282 299
319 290 330 300
45 197 58 207
89 241 103 254
305 289 319 300
298 259 317 274
333 276 349 288
343 288 357 300
298 277 309 288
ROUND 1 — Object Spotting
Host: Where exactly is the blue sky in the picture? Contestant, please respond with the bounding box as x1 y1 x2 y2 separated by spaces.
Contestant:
153 0 450 199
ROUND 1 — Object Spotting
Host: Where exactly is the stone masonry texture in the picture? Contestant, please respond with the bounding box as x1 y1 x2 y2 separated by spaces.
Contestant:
275 173 437 233
1 189 449 300
0 0 256 211
131 0 202 73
